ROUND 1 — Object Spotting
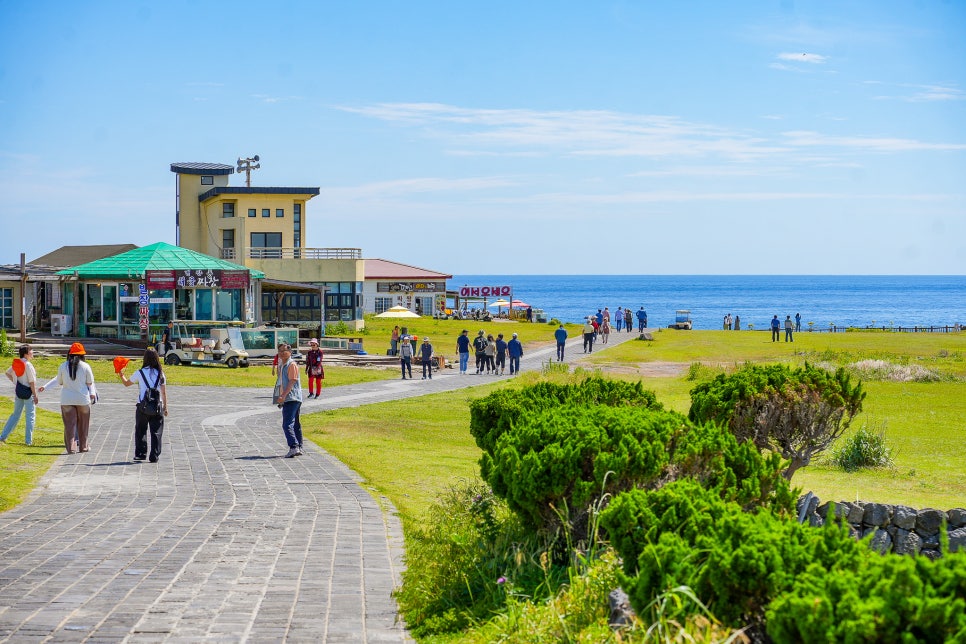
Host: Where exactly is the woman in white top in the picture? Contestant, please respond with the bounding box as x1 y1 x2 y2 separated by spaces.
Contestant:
42 342 96 454
118 348 168 463
1 345 39 446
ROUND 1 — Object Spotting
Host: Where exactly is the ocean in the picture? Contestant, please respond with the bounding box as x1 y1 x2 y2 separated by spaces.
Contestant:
451 275 966 331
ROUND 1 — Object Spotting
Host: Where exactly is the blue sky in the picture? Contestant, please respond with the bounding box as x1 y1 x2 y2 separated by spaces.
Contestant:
1 1 964 274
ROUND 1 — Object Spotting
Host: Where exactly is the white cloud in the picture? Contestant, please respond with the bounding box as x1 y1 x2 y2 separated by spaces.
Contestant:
782 130 966 152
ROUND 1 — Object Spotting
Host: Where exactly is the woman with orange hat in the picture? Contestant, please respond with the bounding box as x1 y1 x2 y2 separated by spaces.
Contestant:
2 346 38 446
43 342 96 454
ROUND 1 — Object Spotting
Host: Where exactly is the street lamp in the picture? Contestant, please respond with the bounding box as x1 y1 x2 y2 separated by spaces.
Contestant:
236 155 260 187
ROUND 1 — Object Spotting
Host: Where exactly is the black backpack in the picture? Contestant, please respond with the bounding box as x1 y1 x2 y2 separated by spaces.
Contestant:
137 368 163 418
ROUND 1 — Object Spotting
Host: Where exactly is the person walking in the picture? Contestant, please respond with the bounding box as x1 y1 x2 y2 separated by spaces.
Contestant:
614 307 624 332
305 338 324 399
624 308 633 333
785 315 794 342
484 334 497 374
637 307 647 332
399 337 414 379
420 337 434 380
771 315 781 342
1 346 38 446
118 348 168 463
554 324 568 361
273 343 304 457
456 329 470 374
494 333 508 375
42 342 96 454
473 330 488 374
601 318 611 344
583 318 596 353
507 333 523 375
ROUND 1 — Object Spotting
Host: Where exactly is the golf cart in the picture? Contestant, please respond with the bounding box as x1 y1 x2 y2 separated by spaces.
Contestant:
668 310 693 330
162 322 250 368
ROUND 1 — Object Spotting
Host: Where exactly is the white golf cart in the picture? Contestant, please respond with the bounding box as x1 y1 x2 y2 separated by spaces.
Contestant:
162 322 250 368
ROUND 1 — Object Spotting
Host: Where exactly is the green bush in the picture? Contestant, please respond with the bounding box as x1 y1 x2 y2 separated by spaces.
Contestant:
469 377 661 455
0 329 12 357
689 362 866 479
830 422 895 471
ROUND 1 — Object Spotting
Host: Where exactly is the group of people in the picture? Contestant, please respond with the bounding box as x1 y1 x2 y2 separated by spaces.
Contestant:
574 306 647 354
771 314 801 342
391 326 436 380
2 342 168 463
455 329 523 375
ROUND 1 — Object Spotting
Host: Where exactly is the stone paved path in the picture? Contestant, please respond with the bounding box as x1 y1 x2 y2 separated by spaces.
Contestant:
0 327 645 642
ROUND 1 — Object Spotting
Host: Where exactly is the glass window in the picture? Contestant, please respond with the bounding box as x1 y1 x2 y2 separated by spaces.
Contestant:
201 175 214 185
215 289 241 321
175 290 193 320
86 284 102 323
276 208 284 218
262 208 270 218
293 203 302 250
102 285 117 322
223 203 235 218
0 287 13 329
251 232 283 258
248 208 256 218
374 297 391 314
223 229 235 248
195 289 213 320
148 289 173 324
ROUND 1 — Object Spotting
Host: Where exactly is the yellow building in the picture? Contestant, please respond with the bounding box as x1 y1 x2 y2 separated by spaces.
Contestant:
171 162 365 330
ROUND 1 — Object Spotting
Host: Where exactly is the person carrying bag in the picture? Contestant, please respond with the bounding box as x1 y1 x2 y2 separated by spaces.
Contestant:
119 348 168 463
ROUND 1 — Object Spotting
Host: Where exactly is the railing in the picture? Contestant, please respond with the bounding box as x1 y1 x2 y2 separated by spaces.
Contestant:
220 247 362 260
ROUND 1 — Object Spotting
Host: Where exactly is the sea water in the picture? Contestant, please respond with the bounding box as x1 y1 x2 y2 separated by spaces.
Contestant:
451 275 966 331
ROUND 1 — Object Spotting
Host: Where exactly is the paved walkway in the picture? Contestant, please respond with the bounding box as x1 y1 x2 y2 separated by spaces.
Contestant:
0 328 644 642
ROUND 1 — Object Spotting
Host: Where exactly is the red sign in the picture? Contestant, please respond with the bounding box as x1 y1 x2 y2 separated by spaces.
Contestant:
145 270 176 289
459 285 511 298
220 270 250 289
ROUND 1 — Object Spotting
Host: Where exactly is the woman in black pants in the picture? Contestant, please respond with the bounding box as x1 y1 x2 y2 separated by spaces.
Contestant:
119 348 169 462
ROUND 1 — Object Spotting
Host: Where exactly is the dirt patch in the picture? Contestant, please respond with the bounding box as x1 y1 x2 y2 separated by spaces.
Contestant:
594 361 690 378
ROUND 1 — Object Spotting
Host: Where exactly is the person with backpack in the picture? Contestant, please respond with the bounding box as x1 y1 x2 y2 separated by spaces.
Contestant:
473 330 488 374
119 348 168 463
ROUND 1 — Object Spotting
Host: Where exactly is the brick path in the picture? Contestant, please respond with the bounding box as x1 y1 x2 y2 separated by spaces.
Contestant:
0 327 644 642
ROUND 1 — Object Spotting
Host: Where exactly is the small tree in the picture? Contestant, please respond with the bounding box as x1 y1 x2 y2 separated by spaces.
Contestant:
689 363 865 479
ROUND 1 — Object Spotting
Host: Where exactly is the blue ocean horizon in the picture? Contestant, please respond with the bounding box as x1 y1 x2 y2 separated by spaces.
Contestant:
451 275 966 330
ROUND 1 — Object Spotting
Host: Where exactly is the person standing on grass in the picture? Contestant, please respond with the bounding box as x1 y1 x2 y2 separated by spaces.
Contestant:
305 338 324 399
273 344 304 458
554 324 568 361
795 312 802 332
1 345 38 446
785 315 794 342
456 329 470 375
399 337 414 379
118 348 168 463
420 337 434 380
507 333 523 375
771 315 781 342
735 315 741 330
390 325 400 356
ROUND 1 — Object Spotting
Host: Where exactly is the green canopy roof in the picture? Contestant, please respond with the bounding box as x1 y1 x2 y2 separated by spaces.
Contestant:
56 242 265 279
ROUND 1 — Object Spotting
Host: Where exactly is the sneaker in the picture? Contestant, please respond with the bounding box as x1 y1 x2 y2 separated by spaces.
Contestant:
284 447 299 458
295 447 304 456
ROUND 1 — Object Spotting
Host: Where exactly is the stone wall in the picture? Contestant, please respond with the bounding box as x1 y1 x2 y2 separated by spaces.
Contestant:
797 493 966 558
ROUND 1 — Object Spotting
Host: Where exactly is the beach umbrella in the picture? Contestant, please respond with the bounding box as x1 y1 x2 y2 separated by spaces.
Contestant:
11 359 25 377
113 356 131 374
375 306 420 319
488 299 511 307
510 300 529 309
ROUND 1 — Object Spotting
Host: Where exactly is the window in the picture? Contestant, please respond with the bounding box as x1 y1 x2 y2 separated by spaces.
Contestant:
223 203 235 218
250 232 283 258
215 289 242 321
222 229 235 258
260 291 322 325
374 297 392 314
86 284 102 323
201 176 213 185
276 208 284 218
175 290 193 320
102 285 117 322
248 208 256 218
195 289 213 320
293 203 302 251
0 288 12 329
262 208 270 218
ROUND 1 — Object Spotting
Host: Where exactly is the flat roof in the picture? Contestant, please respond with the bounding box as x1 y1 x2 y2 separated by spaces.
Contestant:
170 162 234 176
198 186 320 202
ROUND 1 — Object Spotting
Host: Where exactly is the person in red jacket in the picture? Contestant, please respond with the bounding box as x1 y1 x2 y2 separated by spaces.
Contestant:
304 339 325 399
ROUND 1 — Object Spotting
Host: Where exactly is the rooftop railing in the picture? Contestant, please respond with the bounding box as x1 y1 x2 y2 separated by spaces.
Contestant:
221 248 362 260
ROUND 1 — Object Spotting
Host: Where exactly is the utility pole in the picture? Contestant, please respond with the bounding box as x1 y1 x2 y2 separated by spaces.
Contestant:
19 253 26 343
236 155 260 187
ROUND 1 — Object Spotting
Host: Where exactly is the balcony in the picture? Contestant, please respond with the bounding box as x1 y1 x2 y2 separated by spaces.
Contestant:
221 247 362 260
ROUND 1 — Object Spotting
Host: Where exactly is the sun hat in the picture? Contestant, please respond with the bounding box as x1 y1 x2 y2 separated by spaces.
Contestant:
423 337 430 341
113 356 130 374
68 342 86 355
512 333 518 337
309 338 319 345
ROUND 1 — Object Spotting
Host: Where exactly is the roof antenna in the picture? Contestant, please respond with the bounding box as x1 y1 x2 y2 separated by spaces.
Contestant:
236 155 260 187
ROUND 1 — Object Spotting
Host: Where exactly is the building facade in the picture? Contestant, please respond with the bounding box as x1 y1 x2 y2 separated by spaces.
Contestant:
363 259 451 316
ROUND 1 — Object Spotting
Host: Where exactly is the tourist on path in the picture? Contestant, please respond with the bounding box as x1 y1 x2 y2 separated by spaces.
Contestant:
1 345 38 446
615 307 624 332
41 342 96 454
399 338 414 379
494 333 508 375
420 337 434 380
637 307 647 332
583 318 596 353
484 334 497 374
596 309 604 326
507 333 523 375
554 324 568 361
305 339 324 399
785 315 794 342
162 321 174 355
795 313 802 332
603 307 611 325
601 319 611 344
118 348 168 463
456 329 470 374
771 315 781 342
473 330 488 374
624 308 633 332
274 343 304 457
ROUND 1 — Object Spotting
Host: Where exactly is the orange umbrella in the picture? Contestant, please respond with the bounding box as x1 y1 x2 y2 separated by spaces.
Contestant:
113 356 131 374
11 358 25 377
